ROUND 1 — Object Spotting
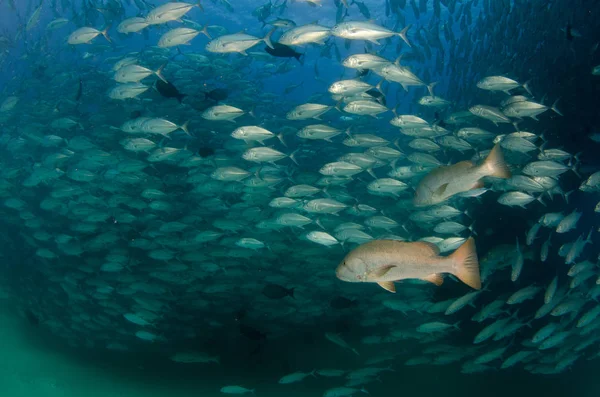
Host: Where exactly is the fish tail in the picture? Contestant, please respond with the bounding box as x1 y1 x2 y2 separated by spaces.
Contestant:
450 237 481 290
398 24 411 47
483 144 511 179
277 132 287 147
102 25 112 43
155 63 168 84
551 98 563 116
180 120 192 136
200 24 212 39
522 80 532 96
263 28 275 49
426 81 437 96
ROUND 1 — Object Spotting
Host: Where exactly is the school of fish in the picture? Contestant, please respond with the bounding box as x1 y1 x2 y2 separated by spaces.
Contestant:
0 0 599 393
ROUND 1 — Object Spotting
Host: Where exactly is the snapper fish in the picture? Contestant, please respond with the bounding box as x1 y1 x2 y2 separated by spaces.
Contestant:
414 144 511 207
336 237 480 293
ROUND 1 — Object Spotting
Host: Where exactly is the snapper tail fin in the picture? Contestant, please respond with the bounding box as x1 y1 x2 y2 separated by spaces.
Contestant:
483 144 511 179
450 237 481 290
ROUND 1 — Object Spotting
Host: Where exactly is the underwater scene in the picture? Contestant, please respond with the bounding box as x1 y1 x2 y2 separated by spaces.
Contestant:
1 0 600 396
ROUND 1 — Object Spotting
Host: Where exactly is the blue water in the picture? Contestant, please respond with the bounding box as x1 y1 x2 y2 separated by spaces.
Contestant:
1 0 600 396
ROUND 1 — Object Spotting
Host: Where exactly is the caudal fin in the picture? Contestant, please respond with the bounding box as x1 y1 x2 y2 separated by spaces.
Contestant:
450 237 481 290
263 28 275 50
398 24 412 47
483 144 511 179
155 63 168 84
101 25 112 43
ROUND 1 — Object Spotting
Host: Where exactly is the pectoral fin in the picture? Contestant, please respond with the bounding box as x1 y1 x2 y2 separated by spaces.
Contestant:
377 281 396 293
422 273 444 286
366 265 396 280
433 183 449 198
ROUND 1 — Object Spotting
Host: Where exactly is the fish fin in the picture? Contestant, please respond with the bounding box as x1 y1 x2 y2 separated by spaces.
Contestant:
200 25 212 39
483 144 511 179
433 183 449 198
101 25 112 43
155 63 168 84
412 241 440 256
377 281 396 293
522 80 532 96
450 237 481 290
422 273 444 286
263 28 276 49
551 98 563 116
471 180 484 189
427 82 437 96
366 264 395 279
239 50 248 56
398 24 411 47
180 120 192 136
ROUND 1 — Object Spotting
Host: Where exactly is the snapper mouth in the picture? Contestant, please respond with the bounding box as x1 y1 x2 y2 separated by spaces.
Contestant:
335 265 352 281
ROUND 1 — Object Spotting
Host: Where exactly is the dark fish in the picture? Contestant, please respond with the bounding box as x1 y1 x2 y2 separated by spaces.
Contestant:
32 65 47 79
204 88 228 102
284 81 303 95
276 0 287 15
197 146 215 158
330 296 359 309
352 0 371 18
262 283 294 299
434 111 447 128
221 0 234 12
75 78 83 102
252 1 272 24
234 308 247 322
565 23 573 41
265 42 303 64
130 110 143 119
366 88 386 106
239 324 267 341
24 309 39 326
156 79 186 103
